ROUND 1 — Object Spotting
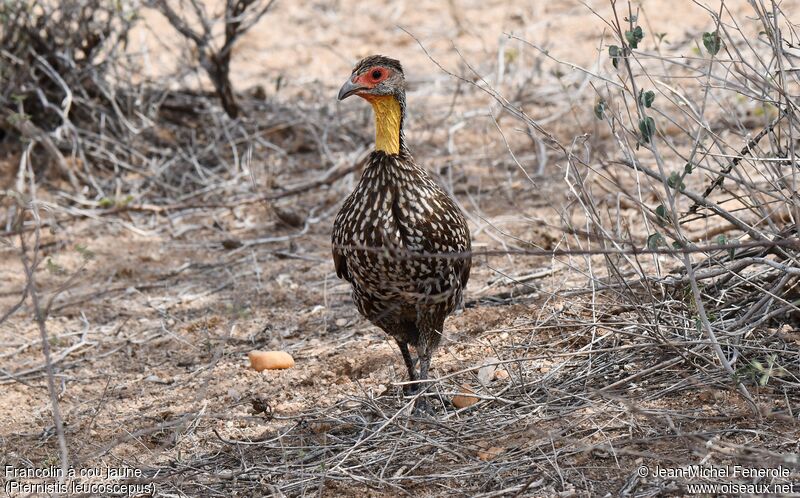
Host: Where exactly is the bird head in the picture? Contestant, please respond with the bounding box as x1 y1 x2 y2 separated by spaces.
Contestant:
337 55 405 101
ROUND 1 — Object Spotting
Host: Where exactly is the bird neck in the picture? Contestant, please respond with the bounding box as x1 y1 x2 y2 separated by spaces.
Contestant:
364 93 405 155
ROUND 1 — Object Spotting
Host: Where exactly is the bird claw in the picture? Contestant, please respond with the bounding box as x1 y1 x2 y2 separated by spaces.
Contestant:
403 382 435 415
412 397 435 416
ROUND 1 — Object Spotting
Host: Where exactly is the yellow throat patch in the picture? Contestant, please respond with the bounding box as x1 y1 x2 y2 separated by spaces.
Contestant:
365 95 401 154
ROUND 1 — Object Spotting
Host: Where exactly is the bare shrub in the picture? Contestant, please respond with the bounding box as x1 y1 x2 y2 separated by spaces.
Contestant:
0 0 138 187
149 0 276 118
0 0 349 203
464 0 800 402
559 1 800 383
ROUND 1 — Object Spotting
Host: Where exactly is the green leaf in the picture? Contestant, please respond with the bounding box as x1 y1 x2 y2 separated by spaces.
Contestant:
46 258 67 276
639 116 656 143
702 32 722 55
98 197 114 208
684 162 694 174
625 26 644 49
639 90 655 108
8 112 30 125
609 45 622 69
594 99 606 120
647 232 666 250
655 204 667 221
716 234 735 260
667 171 682 189
504 47 519 64
75 244 95 261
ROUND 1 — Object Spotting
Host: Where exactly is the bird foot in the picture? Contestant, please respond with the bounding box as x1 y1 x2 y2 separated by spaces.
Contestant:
412 397 435 416
402 382 435 415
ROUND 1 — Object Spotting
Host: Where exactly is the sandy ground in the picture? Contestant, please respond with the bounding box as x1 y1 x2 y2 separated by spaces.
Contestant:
133 0 760 89
2 0 799 496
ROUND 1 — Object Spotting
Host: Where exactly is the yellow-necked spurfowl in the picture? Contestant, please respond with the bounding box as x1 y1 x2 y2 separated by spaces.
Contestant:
332 55 471 412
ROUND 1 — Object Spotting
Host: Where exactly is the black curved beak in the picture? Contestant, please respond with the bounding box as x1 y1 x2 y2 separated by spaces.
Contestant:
338 79 365 101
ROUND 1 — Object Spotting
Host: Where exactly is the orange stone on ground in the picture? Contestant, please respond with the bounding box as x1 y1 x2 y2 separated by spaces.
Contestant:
248 351 295 371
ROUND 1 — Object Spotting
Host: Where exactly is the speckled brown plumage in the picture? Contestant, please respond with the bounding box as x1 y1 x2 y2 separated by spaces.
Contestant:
332 56 471 409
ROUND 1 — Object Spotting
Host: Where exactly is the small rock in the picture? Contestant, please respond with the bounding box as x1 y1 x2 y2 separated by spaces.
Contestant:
143 374 171 384
276 274 297 289
221 238 243 249
494 369 510 380
250 395 272 415
478 365 495 386
452 384 479 409
477 446 504 461
248 350 295 371
478 359 498 386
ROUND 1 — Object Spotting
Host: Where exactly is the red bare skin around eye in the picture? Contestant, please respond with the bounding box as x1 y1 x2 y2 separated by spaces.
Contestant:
353 67 391 90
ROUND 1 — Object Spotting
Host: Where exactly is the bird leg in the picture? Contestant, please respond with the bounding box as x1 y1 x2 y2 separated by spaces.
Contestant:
397 340 418 395
418 352 430 383
413 349 434 415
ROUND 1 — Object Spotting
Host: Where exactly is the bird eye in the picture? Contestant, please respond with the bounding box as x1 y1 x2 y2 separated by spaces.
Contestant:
371 69 383 80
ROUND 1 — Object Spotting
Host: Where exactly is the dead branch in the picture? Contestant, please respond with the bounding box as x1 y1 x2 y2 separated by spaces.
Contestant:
150 0 276 118
2 109 80 190
17 175 70 490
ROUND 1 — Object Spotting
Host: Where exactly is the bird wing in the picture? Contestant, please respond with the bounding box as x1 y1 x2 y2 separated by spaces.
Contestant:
332 190 358 282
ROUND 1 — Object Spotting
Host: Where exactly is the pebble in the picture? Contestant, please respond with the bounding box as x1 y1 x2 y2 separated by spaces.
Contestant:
452 385 479 409
248 350 295 371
